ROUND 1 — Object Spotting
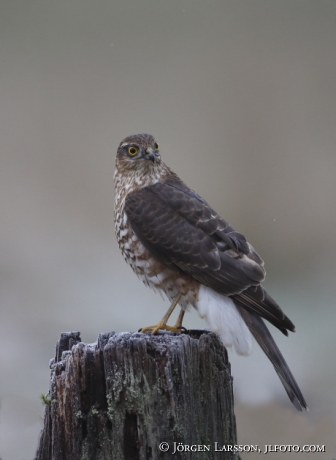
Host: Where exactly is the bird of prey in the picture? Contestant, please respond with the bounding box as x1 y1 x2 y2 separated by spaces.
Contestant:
114 133 307 411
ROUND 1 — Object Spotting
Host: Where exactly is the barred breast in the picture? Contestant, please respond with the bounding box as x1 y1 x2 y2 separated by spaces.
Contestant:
114 182 199 309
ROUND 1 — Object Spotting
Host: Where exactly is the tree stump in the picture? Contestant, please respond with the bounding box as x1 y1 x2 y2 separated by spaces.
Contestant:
36 330 238 460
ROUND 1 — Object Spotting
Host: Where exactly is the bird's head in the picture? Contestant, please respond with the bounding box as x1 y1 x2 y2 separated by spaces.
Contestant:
116 134 161 173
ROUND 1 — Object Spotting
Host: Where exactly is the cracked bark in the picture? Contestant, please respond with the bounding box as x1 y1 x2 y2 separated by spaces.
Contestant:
36 330 238 460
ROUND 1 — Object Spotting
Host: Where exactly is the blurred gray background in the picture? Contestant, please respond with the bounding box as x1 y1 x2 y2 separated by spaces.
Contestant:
1 1 336 459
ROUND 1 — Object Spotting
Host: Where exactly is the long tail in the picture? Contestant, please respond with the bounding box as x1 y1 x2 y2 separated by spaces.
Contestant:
236 305 308 411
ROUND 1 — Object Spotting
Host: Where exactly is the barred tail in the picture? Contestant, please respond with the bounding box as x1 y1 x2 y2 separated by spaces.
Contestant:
236 305 308 411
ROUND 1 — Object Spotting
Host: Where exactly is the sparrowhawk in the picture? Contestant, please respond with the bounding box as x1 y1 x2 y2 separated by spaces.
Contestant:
114 133 307 411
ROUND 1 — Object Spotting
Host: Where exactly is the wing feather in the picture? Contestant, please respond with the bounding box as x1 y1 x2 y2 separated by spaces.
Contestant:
125 179 292 334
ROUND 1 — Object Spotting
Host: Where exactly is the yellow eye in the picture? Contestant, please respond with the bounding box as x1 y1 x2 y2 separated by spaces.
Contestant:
154 142 159 150
128 146 139 156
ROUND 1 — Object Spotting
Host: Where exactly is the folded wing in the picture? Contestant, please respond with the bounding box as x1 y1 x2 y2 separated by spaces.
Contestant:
125 179 293 335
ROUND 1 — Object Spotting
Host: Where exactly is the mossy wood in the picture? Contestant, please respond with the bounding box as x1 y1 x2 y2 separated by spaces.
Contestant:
36 330 238 460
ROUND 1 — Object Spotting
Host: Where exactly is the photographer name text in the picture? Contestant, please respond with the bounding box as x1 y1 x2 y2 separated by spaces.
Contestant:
158 442 325 454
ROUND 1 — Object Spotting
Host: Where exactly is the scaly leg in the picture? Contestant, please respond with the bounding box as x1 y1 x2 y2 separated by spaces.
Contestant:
173 308 185 330
140 294 185 334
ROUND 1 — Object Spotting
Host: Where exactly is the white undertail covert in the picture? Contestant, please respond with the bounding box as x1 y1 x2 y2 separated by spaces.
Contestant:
196 285 253 355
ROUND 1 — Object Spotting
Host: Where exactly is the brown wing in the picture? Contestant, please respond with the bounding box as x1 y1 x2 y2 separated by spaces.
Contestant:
125 179 294 334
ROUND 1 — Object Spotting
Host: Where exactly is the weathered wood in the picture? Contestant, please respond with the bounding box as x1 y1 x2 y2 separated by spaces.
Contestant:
36 330 238 460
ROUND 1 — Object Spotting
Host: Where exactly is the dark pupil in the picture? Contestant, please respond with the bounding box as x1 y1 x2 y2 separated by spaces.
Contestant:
130 148 136 154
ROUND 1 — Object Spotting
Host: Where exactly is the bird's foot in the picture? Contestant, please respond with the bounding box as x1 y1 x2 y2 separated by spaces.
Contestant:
139 323 187 335
139 306 186 335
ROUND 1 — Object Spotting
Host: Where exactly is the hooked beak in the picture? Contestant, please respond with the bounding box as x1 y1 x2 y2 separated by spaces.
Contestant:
145 147 155 162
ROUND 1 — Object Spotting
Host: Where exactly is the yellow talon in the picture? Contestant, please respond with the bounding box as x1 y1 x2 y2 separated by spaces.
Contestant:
139 294 186 334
